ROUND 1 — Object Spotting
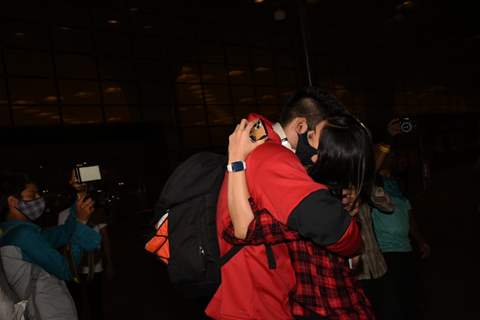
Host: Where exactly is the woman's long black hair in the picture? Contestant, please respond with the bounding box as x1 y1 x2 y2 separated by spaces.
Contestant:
308 112 375 202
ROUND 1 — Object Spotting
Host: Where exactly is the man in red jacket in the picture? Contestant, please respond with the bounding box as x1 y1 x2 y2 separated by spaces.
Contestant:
206 88 364 319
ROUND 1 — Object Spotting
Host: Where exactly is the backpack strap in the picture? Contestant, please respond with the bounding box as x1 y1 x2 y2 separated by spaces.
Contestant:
219 245 243 266
264 244 277 269
219 244 277 269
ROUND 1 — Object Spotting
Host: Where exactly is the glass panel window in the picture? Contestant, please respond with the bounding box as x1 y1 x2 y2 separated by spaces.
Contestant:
182 127 209 148
207 105 234 125
277 69 297 87
10 79 57 105
62 106 103 124
142 106 174 125
252 49 272 67
0 79 8 104
253 66 274 85
228 66 252 85
59 80 100 104
256 87 279 105
99 57 135 80
259 105 281 122
6 50 53 77
1 22 49 49
176 64 201 83
204 85 230 105
231 86 255 105
142 82 172 105
135 36 165 59
0 107 11 126
136 61 170 81
103 82 138 105
54 27 92 53
176 84 203 105
56 54 97 79
278 88 295 104
196 45 224 64
201 64 227 83
95 32 131 57
13 106 60 126
49 2 90 27
177 105 206 126
234 105 256 121
105 106 137 123
276 55 296 68
210 126 233 146
226 46 250 65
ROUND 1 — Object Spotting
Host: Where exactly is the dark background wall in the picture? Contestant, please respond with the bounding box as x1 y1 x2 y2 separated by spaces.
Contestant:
1 0 479 319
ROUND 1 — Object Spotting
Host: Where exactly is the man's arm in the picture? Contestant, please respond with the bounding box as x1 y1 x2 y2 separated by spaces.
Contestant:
223 200 300 246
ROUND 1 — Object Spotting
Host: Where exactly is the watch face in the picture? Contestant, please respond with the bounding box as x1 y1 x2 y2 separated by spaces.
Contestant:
231 161 245 172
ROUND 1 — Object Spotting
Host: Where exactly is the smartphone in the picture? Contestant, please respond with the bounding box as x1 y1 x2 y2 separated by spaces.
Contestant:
75 165 102 184
249 119 268 142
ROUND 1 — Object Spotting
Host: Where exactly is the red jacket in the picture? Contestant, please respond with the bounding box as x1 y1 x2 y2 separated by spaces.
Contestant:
205 115 361 319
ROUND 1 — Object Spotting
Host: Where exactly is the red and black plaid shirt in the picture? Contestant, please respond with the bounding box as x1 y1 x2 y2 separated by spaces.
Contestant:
222 202 374 320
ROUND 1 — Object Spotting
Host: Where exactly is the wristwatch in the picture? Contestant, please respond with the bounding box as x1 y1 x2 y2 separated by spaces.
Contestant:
227 160 247 172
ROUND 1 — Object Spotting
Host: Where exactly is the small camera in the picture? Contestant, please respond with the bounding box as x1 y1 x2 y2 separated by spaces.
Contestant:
400 117 415 133
74 164 102 184
74 164 104 207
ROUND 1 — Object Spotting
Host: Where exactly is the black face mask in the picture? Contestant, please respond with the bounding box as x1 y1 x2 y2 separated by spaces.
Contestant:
295 132 318 167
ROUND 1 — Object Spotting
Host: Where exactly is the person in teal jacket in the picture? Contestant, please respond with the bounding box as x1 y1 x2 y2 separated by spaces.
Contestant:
0 172 100 281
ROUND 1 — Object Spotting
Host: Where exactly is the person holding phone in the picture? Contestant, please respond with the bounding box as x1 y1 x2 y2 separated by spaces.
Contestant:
0 172 100 282
206 88 370 320
58 168 114 320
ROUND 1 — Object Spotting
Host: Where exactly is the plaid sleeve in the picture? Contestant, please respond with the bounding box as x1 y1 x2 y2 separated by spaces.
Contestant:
223 198 301 245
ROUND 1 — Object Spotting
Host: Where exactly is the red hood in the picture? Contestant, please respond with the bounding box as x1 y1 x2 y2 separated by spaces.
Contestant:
246 113 281 144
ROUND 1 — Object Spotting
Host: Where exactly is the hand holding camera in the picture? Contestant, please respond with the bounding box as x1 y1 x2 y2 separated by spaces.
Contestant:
76 195 95 223
388 117 415 136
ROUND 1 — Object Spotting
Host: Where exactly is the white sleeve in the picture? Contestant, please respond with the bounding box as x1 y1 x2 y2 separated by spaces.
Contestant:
57 208 70 225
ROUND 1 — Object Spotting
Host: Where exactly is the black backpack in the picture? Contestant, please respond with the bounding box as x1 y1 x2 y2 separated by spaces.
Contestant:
150 152 242 300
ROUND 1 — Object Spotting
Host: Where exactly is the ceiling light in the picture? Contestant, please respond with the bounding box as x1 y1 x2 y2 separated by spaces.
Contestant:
74 91 93 98
254 0 265 3
104 87 122 94
144 25 153 29
239 97 255 104
255 67 270 72
59 26 72 31
15 32 25 37
14 100 33 104
228 70 245 77
107 19 119 24
44 96 58 102
129 7 139 12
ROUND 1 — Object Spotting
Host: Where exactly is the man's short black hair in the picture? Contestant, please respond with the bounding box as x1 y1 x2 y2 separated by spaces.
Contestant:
279 87 346 130
0 172 30 219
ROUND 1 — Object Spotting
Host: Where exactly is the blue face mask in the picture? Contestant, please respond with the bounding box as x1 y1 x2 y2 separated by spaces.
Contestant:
295 132 318 167
16 197 46 221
